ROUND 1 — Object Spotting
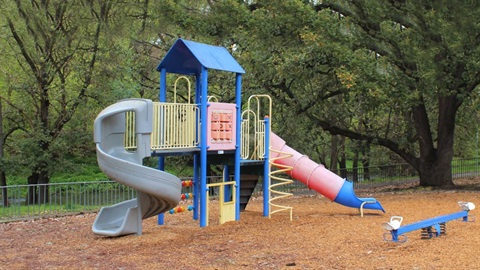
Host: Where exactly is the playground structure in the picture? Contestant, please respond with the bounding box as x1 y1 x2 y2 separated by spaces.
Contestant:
92 38 385 237
382 202 476 243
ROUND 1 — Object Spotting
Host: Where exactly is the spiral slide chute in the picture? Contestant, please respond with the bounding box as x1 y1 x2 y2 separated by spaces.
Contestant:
93 99 181 236
270 133 385 213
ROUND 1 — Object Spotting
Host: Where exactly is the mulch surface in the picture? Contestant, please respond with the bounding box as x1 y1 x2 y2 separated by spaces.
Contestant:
1 178 479 269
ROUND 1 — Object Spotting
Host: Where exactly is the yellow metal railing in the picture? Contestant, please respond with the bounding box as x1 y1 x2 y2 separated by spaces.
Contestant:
173 76 192 103
151 103 199 149
125 76 200 150
124 111 136 149
240 109 257 159
240 95 272 160
240 94 293 220
207 96 218 102
124 102 199 150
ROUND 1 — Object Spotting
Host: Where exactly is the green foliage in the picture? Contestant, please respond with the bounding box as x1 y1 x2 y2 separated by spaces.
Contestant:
0 0 478 188
155 1 479 186
0 1 176 187
50 160 106 183
6 156 106 185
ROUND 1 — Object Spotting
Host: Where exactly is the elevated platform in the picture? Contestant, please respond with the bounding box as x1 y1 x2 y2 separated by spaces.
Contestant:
151 147 200 156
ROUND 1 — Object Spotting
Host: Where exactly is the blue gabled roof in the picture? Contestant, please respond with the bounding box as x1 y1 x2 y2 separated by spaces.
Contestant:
156 39 245 75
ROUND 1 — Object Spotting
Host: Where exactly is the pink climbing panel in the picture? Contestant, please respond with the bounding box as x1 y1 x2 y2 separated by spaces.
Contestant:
207 102 236 151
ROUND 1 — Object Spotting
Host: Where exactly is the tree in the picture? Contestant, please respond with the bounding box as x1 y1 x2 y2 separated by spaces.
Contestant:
156 0 480 187
0 0 116 203
307 0 480 186
0 100 8 207
0 0 199 197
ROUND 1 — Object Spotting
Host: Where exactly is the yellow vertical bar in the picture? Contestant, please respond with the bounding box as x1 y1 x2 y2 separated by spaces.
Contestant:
205 187 209 227
163 105 168 148
124 111 136 149
151 106 156 148
168 104 173 147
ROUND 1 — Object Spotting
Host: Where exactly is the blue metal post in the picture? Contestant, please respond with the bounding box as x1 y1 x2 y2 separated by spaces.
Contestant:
159 68 167 102
263 117 270 217
199 67 209 227
157 68 168 225
193 153 199 220
193 75 201 221
157 169 165 224
223 165 231 202
157 151 166 225
234 73 242 221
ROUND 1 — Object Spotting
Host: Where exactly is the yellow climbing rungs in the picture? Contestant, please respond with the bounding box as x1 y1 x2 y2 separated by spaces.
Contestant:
269 148 293 221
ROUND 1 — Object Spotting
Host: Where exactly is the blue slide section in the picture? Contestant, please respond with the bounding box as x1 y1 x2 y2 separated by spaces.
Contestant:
333 181 385 212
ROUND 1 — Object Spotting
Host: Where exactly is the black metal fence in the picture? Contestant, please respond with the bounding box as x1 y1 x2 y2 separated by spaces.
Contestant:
0 181 137 222
1 158 479 222
256 158 480 194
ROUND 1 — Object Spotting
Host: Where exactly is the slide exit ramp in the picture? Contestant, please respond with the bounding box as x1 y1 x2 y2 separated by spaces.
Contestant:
270 133 385 214
93 98 181 236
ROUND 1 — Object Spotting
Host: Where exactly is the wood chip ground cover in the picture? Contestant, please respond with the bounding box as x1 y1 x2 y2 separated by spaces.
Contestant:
1 178 479 269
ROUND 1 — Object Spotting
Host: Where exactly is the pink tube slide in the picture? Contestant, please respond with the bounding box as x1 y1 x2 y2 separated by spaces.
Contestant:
269 132 385 212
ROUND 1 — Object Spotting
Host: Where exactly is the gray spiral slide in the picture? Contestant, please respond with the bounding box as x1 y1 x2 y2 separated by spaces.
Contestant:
92 98 181 237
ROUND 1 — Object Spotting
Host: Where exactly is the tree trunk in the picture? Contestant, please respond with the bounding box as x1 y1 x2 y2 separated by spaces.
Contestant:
338 152 347 179
0 172 7 207
27 173 38 205
26 164 50 205
414 95 457 187
418 154 454 187
329 134 339 174
352 149 359 182
361 142 371 181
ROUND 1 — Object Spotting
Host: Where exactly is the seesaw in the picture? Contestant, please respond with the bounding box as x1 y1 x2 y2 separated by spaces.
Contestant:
382 201 476 243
